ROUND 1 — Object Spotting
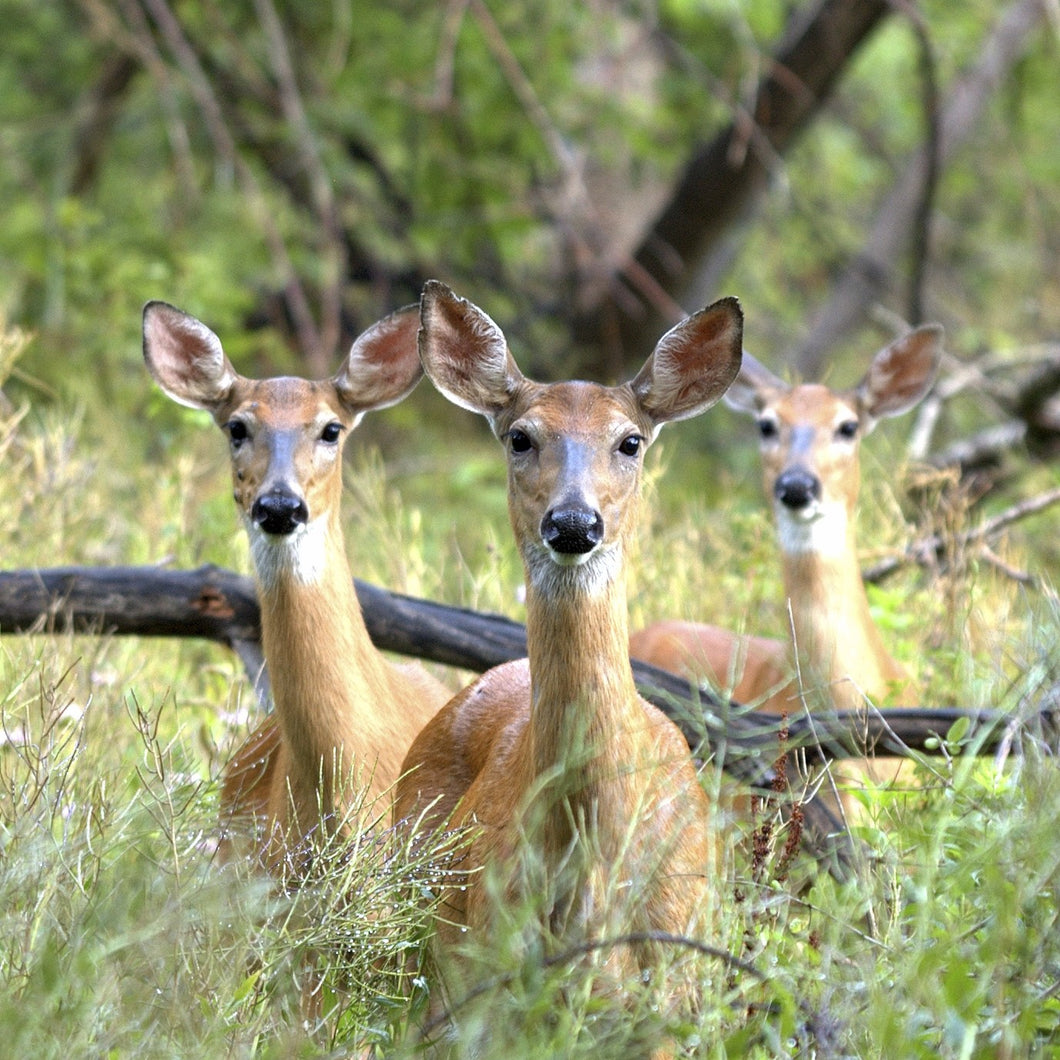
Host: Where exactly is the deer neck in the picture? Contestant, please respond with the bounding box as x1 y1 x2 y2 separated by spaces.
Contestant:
519 548 642 849
251 511 395 819
778 505 907 706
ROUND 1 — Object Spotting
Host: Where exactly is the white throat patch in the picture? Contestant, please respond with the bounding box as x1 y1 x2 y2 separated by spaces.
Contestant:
526 542 622 598
774 500 849 557
247 514 330 590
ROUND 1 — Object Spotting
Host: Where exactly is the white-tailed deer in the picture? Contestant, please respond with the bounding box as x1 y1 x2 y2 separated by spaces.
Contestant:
630 326 943 798
395 281 742 1045
143 301 451 873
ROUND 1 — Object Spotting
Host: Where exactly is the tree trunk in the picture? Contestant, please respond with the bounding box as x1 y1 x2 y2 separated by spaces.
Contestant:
793 0 1050 376
573 0 891 374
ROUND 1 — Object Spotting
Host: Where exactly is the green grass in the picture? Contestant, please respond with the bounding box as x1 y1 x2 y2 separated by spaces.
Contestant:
1 342 1058 1057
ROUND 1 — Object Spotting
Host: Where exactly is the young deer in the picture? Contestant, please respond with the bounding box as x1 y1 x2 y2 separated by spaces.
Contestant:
630 326 943 796
395 281 742 1041
143 301 450 873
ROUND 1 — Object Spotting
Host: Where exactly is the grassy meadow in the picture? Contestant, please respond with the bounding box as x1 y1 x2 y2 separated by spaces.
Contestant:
1 315 1058 1059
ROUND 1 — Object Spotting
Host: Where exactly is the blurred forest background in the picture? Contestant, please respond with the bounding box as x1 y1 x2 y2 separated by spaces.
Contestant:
2 0 1058 483
2 3 1060 1054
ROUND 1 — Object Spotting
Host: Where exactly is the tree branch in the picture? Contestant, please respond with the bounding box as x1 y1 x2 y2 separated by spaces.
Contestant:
251 0 347 372
862 485 1060 585
794 0 1049 376
4 563 1054 880
572 0 891 366
138 0 325 364
0 564 1046 761
68 51 140 196
895 0 941 326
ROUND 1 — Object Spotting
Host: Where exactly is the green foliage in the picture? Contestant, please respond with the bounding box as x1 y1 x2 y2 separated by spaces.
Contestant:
1 311 1058 1054
3 0 1057 416
0 3 1058 1055
0 643 458 1057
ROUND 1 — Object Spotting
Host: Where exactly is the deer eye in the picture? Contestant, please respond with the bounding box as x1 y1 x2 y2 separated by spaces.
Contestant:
320 422 343 444
226 420 249 446
836 420 859 441
757 417 778 440
618 434 643 457
508 429 533 454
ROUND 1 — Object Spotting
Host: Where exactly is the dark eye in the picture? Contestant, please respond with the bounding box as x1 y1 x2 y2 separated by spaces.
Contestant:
227 420 248 445
320 422 343 444
836 420 859 441
618 434 643 457
757 418 778 440
508 429 533 453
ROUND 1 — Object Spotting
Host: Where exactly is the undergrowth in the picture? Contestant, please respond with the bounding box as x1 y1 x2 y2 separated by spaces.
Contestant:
0 340 1058 1057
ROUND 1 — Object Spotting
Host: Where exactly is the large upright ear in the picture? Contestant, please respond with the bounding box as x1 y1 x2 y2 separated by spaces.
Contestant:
856 324 943 426
143 301 239 414
723 350 787 415
333 303 423 415
418 279 525 428
630 296 743 430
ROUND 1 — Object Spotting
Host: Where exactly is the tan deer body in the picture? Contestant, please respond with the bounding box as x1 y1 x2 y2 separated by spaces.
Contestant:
631 327 942 790
143 302 449 871
395 282 742 1042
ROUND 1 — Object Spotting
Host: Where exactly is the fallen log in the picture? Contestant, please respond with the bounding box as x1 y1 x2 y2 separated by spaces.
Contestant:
2 564 1052 877
0 563 1027 748
1 563 1043 763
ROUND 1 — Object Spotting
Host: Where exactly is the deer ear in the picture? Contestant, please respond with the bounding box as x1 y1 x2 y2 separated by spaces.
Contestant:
143 301 239 415
418 280 525 427
333 303 423 416
630 296 743 429
723 350 786 415
856 324 943 425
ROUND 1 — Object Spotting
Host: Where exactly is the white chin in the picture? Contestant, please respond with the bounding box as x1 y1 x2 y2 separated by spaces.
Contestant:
547 549 595 567
247 518 328 588
785 501 822 522
526 544 619 597
776 502 846 556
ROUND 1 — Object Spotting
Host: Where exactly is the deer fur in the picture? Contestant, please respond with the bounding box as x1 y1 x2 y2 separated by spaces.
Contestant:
631 326 943 800
143 301 450 873
395 281 743 1046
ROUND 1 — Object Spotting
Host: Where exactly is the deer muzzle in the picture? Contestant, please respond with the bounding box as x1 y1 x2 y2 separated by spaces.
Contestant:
541 504 604 556
773 466 821 512
252 489 309 536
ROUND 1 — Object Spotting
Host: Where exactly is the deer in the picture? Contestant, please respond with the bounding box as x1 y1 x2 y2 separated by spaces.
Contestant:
142 301 452 875
630 325 943 804
394 281 743 1049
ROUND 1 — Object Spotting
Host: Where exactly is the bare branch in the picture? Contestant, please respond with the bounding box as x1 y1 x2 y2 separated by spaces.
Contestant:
138 0 325 363
892 0 941 326
0 564 1046 763
76 0 199 200
4 564 1054 879
467 0 574 173
68 51 140 196
910 341 1060 473
426 0 470 110
251 0 346 371
795 0 1050 375
862 485 1060 584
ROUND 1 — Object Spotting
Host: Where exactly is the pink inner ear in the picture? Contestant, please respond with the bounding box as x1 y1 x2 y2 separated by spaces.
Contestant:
144 304 237 412
419 285 521 419
337 309 423 413
430 321 467 375
637 300 742 424
863 328 940 418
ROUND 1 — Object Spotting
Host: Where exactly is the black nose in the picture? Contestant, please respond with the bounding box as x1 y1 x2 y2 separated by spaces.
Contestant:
252 491 309 535
541 506 603 555
774 468 821 511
